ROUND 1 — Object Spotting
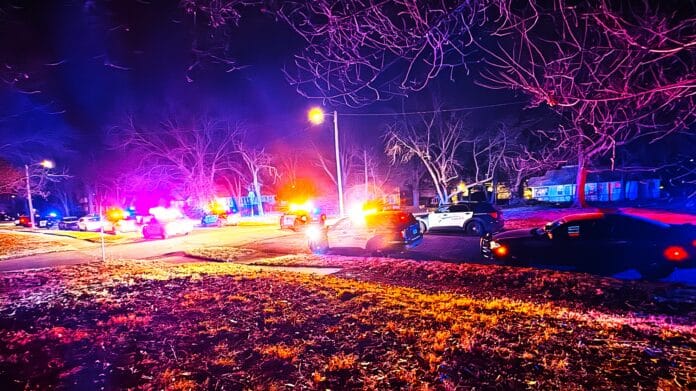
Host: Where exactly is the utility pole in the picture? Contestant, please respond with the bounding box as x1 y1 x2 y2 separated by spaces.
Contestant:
99 200 105 262
333 111 345 216
363 149 369 200
24 164 35 229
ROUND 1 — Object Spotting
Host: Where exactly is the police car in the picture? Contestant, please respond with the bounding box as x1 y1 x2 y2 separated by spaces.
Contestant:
414 201 504 235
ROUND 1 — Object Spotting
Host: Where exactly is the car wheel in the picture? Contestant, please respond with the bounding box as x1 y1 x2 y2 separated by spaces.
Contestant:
365 237 386 257
465 221 484 236
309 239 329 254
637 262 675 281
419 221 427 234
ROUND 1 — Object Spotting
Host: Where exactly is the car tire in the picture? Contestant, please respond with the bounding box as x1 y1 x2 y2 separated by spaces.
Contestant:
419 221 427 234
465 221 484 236
365 237 386 257
309 240 329 254
637 263 675 281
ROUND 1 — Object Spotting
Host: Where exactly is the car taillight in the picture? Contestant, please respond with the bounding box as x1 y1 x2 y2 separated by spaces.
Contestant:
488 212 498 219
664 246 688 262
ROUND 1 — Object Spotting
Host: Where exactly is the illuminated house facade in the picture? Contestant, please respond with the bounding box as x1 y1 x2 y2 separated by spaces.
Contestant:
527 166 660 203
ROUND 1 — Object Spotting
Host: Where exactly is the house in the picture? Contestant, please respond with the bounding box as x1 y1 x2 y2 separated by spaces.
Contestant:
527 166 660 203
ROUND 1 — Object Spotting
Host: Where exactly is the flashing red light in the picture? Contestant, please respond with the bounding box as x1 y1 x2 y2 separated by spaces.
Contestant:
664 246 688 262
494 246 508 256
692 239 696 247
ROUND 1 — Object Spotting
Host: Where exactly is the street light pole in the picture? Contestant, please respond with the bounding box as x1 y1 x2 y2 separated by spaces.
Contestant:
24 164 35 229
332 111 345 216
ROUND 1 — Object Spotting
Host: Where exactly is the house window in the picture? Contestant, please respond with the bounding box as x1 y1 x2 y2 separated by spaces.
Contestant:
556 185 565 196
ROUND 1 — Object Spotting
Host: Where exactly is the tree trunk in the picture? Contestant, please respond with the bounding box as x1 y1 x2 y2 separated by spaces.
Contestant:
490 175 498 204
573 154 587 208
253 172 264 216
412 185 420 208
58 192 71 216
86 185 95 214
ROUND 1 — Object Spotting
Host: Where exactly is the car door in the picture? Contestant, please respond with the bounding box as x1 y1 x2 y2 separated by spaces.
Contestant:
429 206 450 228
552 218 609 270
549 220 603 266
446 204 473 228
328 218 359 249
607 216 663 269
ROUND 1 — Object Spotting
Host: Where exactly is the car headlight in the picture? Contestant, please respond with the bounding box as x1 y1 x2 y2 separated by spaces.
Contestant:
305 226 323 241
489 240 501 249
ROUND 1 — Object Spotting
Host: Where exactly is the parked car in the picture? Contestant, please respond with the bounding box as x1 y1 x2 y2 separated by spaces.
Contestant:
481 212 696 279
58 216 80 230
280 202 327 231
415 201 504 235
77 215 103 232
142 216 194 239
0 213 14 223
37 215 59 229
16 215 37 227
103 218 139 234
306 211 423 255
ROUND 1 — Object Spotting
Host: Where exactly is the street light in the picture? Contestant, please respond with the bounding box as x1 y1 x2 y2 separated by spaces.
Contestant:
25 159 54 229
308 107 345 216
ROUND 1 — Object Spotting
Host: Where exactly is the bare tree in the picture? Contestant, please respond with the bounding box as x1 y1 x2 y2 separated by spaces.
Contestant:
476 0 696 206
465 125 509 187
277 150 303 188
312 138 359 189
112 114 244 207
385 113 468 204
0 160 25 195
236 141 278 216
275 1 500 107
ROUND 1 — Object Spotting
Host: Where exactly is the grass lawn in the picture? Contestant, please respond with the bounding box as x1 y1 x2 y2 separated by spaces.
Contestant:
0 232 75 260
0 258 693 389
42 230 141 244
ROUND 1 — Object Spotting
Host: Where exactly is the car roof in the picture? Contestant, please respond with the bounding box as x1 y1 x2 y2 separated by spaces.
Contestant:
562 212 606 222
562 212 669 227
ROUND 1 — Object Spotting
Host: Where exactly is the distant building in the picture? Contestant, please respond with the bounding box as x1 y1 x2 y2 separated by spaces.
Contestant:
527 166 660 203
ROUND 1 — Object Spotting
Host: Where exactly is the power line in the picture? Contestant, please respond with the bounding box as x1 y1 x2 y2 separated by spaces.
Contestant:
336 100 527 117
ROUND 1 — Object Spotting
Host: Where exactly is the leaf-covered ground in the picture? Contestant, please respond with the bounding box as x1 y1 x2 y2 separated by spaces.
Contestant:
0 258 693 390
0 232 75 260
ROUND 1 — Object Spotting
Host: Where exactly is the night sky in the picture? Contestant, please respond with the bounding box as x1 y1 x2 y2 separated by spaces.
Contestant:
0 0 523 170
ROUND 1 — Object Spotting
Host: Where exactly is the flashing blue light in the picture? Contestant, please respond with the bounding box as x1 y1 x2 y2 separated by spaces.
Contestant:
48 212 57 218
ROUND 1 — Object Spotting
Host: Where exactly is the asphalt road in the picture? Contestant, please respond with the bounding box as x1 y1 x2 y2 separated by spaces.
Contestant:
0 226 483 272
2 225 694 285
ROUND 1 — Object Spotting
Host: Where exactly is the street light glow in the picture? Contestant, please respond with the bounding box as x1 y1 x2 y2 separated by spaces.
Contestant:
308 107 325 125
40 160 54 169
